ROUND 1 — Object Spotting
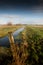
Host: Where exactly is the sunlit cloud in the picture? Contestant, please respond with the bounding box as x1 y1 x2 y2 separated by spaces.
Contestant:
0 14 43 24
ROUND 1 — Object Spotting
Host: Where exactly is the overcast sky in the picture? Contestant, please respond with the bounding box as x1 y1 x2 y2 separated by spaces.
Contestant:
0 0 43 24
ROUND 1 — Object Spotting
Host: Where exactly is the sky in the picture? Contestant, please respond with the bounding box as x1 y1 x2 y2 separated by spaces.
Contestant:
0 0 43 24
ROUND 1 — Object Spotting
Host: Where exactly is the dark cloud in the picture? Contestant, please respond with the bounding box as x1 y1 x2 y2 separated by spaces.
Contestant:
0 0 43 11
0 0 43 7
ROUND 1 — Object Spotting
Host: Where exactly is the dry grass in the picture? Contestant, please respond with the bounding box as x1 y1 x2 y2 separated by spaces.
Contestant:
0 25 23 37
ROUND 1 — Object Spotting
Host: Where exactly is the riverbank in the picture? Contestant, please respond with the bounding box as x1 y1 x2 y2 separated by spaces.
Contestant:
0 25 23 38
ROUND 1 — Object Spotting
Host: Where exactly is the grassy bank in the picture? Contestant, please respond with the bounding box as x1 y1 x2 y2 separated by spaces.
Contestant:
16 25 43 65
24 25 43 65
0 25 23 38
0 25 43 65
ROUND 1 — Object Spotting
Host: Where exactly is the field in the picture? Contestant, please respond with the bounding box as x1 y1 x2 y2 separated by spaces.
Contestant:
0 25 23 37
0 25 43 65
15 25 43 65
23 25 43 65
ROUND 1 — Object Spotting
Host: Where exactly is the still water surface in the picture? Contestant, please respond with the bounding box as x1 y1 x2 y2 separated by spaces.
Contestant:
0 28 24 47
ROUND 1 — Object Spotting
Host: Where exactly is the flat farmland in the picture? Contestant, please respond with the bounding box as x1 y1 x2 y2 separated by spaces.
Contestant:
0 25 23 37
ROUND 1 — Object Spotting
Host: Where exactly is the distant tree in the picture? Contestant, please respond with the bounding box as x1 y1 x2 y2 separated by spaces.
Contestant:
7 22 12 26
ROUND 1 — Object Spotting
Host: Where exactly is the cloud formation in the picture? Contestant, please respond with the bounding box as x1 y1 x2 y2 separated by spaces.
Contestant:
0 14 43 24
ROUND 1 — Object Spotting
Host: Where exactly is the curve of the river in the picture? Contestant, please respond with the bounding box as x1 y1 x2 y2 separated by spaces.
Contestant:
0 27 24 47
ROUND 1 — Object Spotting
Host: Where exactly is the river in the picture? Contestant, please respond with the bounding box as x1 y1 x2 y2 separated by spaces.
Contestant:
0 27 24 47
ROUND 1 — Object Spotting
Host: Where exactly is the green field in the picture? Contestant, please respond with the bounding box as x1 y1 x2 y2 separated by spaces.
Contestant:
16 25 43 65
24 25 43 65
0 25 43 65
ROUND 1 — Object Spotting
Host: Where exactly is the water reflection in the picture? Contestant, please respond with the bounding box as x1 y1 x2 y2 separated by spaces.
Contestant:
0 28 24 47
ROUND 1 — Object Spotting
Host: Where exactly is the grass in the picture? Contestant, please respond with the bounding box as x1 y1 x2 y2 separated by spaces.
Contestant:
0 25 23 38
0 25 43 65
13 25 43 65
24 25 43 65
25 25 43 37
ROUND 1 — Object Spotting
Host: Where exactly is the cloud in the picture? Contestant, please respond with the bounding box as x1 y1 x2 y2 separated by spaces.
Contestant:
0 14 43 24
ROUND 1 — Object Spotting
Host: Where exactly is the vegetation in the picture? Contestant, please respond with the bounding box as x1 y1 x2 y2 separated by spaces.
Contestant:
0 25 43 65
25 26 43 65
0 47 13 65
11 25 43 65
0 25 23 37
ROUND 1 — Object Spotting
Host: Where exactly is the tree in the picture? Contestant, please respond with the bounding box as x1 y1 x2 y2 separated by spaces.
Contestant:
7 22 12 26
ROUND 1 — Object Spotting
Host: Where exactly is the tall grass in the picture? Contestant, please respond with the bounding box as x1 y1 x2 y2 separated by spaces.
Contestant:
25 26 43 65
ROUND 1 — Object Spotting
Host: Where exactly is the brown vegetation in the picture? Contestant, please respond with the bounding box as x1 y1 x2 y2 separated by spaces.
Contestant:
0 25 23 37
8 32 28 65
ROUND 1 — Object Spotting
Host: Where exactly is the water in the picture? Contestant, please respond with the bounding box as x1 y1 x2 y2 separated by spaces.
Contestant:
13 27 24 36
0 28 24 47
